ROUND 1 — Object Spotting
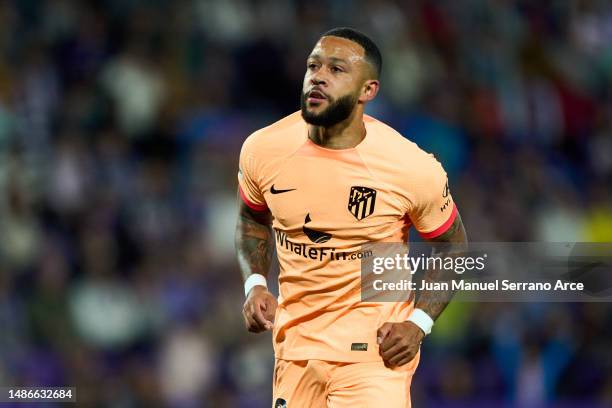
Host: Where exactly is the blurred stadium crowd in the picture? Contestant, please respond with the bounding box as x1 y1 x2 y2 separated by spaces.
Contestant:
0 0 610 407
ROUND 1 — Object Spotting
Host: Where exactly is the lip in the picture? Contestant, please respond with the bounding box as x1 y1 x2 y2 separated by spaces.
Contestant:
307 89 327 104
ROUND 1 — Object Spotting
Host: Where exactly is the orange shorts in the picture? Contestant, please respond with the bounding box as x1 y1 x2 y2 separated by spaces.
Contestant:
272 353 420 408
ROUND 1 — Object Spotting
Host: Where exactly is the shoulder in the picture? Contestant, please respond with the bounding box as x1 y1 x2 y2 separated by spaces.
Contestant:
241 111 305 158
363 114 442 173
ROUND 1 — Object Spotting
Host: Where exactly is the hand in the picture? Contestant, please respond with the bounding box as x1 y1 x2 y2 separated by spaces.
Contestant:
242 285 277 333
377 321 424 367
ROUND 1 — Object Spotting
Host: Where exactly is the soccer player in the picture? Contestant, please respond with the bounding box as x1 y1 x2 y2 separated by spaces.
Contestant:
235 27 467 407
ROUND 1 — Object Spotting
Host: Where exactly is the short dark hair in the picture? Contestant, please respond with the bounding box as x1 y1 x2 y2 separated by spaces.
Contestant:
321 27 382 79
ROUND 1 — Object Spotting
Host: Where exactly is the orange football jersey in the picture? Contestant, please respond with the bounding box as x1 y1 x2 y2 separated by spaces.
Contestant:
238 111 457 362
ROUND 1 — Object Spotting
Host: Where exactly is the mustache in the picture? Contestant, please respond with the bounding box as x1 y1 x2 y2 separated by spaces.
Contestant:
302 91 332 104
306 88 329 99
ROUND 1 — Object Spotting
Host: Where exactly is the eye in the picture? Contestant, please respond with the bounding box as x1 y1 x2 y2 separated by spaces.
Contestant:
308 63 318 70
331 66 343 73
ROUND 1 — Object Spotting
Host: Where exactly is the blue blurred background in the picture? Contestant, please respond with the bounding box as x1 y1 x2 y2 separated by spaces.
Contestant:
0 0 610 407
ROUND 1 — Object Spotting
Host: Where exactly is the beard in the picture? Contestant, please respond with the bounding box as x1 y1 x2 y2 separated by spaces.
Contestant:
301 91 358 127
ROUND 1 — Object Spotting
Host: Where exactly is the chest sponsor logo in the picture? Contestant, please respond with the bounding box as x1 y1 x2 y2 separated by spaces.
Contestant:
302 213 332 243
348 186 377 220
351 342 368 351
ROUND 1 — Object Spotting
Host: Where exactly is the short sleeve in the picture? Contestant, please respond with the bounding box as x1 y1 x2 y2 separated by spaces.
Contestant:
237 137 268 211
408 155 457 239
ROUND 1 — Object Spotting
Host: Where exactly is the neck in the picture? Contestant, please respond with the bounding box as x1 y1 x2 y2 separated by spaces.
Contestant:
308 108 366 149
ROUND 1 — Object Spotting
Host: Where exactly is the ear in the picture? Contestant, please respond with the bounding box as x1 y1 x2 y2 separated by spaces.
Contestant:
359 79 380 103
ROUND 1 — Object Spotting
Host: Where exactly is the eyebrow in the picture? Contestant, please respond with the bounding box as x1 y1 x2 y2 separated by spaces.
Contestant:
308 55 349 65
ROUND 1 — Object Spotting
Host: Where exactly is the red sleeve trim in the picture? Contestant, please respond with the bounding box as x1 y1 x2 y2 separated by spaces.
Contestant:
419 203 458 239
239 185 268 212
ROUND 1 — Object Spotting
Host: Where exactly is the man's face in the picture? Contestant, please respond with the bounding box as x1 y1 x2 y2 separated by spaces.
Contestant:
301 36 369 127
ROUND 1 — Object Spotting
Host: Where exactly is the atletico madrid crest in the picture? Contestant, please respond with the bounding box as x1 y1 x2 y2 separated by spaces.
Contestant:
348 186 376 220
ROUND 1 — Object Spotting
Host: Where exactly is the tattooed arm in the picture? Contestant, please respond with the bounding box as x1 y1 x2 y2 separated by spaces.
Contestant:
378 212 468 367
415 212 468 320
236 192 273 282
235 191 277 333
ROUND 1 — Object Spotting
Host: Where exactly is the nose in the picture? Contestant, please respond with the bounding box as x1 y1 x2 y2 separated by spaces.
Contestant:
310 72 327 87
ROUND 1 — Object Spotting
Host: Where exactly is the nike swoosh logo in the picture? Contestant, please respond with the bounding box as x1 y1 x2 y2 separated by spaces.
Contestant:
270 185 296 194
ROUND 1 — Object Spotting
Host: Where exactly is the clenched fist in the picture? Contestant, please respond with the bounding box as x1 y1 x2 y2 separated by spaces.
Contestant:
377 321 424 367
243 285 278 333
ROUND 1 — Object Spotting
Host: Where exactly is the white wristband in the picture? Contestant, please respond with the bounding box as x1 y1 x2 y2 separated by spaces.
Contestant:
407 308 434 335
244 274 267 297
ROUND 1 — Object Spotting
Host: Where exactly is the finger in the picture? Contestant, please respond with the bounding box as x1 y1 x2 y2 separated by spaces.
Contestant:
243 306 256 330
396 354 416 367
263 297 277 322
389 347 417 367
388 350 410 366
377 323 393 345
252 301 273 331
244 309 263 332
259 301 275 330
267 295 278 311
246 302 267 332
381 341 404 360
246 317 260 332
259 302 272 328
380 331 402 353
